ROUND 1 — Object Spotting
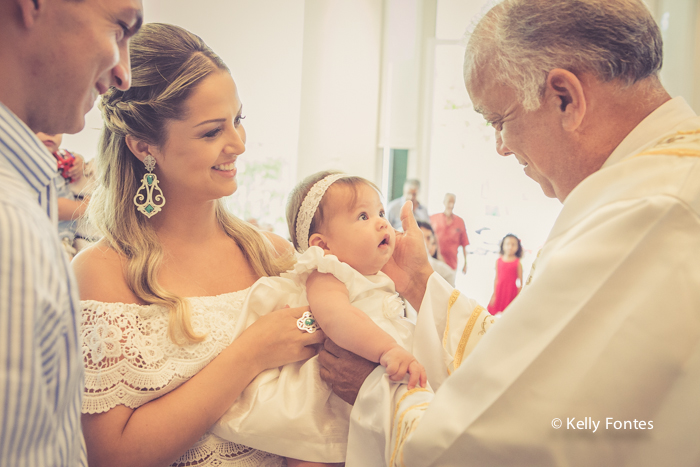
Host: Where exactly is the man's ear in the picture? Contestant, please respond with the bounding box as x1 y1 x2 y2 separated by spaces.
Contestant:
309 233 330 252
125 135 153 163
17 0 43 28
545 68 586 132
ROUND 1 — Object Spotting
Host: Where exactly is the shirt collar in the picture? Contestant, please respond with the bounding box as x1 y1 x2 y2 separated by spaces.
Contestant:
602 96 698 169
0 101 57 195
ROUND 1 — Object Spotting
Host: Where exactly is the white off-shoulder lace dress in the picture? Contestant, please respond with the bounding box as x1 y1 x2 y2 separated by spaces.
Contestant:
80 289 284 467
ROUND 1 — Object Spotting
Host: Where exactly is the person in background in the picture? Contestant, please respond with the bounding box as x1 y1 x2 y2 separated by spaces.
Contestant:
386 179 430 230
36 132 91 259
430 193 469 274
0 0 142 465
487 234 523 315
417 220 455 286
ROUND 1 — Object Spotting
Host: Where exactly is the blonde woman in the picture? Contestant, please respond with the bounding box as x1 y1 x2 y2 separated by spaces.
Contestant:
72 23 324 467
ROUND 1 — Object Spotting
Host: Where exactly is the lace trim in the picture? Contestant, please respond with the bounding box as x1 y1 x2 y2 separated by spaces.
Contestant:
81 290 285 466
81 290 248 414
170 432 284 467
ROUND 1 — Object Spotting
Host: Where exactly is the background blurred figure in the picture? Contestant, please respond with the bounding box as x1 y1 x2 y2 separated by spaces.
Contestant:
36 132 95 259
430 193 470 274
487 234 523 315
417 221 455 286
386 179 430 230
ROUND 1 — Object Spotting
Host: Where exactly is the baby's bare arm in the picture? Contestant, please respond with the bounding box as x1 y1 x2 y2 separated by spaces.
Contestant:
307 272 426 388
306 271 398 363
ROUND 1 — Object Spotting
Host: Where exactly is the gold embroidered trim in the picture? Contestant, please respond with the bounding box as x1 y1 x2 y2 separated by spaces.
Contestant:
442 290 461 349
393 387 431 420
525 249 541 286
635 149 700 158
479 314 495 335
391 402 430 467
454 305 486 369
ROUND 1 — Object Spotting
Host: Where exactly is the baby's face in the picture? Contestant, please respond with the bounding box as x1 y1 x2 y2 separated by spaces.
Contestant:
320 183 395 275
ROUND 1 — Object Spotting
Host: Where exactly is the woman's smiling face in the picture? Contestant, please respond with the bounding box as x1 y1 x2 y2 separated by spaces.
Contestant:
149 70 247 202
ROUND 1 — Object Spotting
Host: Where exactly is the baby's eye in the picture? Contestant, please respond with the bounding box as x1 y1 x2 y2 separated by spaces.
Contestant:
379 210 386 218
358 213 368 221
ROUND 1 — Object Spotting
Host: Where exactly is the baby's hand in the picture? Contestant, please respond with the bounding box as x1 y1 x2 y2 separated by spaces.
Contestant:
379 345 427 389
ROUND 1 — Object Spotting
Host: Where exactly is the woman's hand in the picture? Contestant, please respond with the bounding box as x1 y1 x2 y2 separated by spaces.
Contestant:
237 305 326 372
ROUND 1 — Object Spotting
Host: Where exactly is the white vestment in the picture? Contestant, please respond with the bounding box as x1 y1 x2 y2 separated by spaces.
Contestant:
348 97 700 466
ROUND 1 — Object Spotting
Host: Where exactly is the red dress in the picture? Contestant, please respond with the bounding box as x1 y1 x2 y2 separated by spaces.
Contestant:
488 257 520 314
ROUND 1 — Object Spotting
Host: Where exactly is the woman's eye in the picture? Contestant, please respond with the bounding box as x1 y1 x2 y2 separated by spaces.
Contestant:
235 115 247 126
204 128 222 138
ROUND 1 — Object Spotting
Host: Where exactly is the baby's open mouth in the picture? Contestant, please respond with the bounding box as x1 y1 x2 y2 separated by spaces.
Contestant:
379 235 390 247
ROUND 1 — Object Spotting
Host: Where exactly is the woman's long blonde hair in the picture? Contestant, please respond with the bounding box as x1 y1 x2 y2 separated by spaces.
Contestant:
90 23 294 345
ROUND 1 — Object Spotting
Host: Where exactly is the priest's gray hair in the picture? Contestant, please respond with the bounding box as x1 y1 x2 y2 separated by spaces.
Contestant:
465 0 663 111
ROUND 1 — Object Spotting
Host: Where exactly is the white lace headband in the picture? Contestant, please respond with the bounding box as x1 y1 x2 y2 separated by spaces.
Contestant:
295 173 346 252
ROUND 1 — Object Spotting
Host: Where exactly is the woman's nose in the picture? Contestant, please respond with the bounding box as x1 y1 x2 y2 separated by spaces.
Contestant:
226 126 246 155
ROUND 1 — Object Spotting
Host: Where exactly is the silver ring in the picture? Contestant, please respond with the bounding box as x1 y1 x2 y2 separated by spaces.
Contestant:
297 311 319 333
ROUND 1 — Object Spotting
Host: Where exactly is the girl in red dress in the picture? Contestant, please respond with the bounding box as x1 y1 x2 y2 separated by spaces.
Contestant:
488 234 523 315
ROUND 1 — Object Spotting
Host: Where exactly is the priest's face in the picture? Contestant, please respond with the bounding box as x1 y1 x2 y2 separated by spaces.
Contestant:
466 65 572 201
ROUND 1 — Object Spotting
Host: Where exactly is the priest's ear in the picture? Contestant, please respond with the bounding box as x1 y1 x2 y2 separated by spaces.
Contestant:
545 68 586 132
309 233 331 253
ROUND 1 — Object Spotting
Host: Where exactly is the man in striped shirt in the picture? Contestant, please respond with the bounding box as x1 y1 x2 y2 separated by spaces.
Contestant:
0 0 142 465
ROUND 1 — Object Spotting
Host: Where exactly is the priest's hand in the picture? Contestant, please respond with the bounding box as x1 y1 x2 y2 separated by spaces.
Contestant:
382 201 434 309
318 338 378 405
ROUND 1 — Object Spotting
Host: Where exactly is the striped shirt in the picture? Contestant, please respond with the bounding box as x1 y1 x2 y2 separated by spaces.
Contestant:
0 102 86 466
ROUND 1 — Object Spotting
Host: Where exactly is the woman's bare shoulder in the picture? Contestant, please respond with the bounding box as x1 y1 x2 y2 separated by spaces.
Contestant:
72 239 140 303
262 231 295 257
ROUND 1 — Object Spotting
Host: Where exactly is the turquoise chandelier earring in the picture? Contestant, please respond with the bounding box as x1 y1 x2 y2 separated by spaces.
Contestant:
134 154 165 218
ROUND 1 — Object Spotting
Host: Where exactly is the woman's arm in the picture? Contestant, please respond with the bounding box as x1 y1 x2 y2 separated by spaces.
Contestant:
83 310 320 467
74 245 324 467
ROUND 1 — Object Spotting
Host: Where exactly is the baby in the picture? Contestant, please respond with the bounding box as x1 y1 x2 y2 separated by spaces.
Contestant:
213 171 426 466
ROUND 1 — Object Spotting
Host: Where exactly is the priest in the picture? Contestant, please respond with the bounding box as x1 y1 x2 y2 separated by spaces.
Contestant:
318 1 700 465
